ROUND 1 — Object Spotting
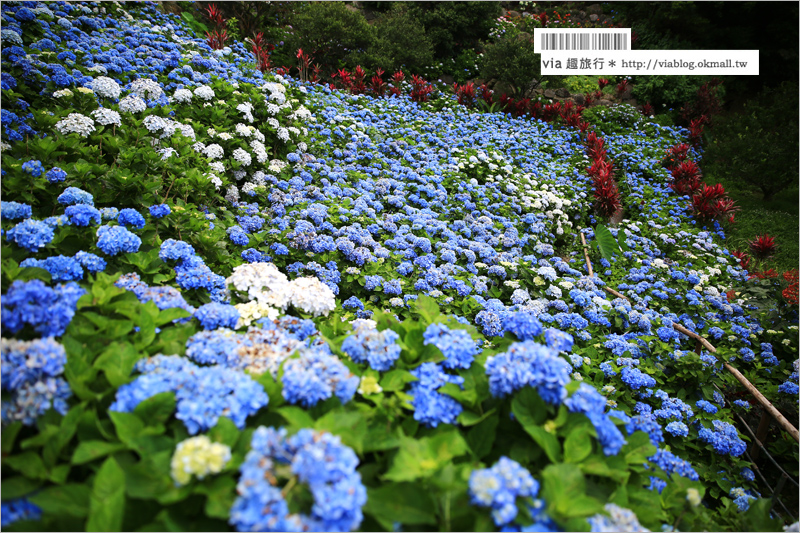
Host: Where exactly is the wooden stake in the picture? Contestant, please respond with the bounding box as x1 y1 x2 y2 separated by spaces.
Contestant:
579 231 594 277
604 286 630 302
750 412 772 462
672 323 716 353
723 362 800 443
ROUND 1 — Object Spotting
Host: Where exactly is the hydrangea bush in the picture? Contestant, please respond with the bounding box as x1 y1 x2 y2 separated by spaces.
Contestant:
1 2 797 532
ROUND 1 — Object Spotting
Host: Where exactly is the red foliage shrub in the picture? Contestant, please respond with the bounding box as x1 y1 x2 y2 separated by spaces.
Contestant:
749 234 777 259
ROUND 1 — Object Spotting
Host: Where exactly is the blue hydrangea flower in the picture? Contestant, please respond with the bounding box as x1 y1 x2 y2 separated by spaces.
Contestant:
117 208 146 229
74 251 107 273
485 341 572 403
503 311 543 341
6 219 54 252
698 420 746 456
57 186 93 206
341 324 401 372
281 346 359 407
45 167 67 183
194 302 240 330
1 279 85 337
1 498 42 527
96 224 141 255
65 204 101 226
110 355 268 434
1 201 32 220
665 421 689 437
469 457 539 526
149 203 171 218
423 323 478 369
21 159 44 177
230 426 366 532
159 239 196 262
409 362 464 427
544 328 574 352
20 255 83 281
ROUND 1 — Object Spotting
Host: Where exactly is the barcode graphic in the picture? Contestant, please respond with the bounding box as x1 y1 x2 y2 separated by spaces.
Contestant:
540 33 628 51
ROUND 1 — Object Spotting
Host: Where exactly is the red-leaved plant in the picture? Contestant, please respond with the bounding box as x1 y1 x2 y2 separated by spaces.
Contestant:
690 183 738 222
749 234 777 259
409 74 434 103
731 250 750 270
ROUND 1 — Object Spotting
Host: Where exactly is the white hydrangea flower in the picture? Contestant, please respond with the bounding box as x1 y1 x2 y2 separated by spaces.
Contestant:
55 113 96 137
233 148 252 166
91 76 121 99
267 103 280 115
227 263 292 308
193 85 215 101
208 161 225 173
53 88 73 98
217 132 233 141
288 277 336 317
143 115 168 133
203 143 224 160
235 300 279 328
235 123 252 137
129 78 163 100
118 94 147 113
170 436 230 486
91 108 122 127
172 88 192 103
277 128 290 142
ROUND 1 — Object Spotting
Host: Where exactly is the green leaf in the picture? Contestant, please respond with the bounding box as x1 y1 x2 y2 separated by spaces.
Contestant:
87 457 126 532
3 451 48 480
439 382 478 408
1 422 22 454
363 423 402 453
564 424 593 463
457 407 497 426
201 476 237 520
94 342 141 387
109 410 145 446
208 416 241 448
1 476 43 500
594 224 621 261
384 429 468 482
541 463 604 520
623 430 657 466
379 369 416 392
467 413 498 459
29 484 91 518
364 483 437 528
133 392 177 427
72 441 128 465
314 409 367 454
276 406 315 431
511 388 561 462
414 295 441 324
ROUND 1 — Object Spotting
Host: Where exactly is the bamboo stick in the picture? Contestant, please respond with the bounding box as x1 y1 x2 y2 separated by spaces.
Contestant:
723 362 800 442
579 231 594 277
672 323 717 353
604 286 630 302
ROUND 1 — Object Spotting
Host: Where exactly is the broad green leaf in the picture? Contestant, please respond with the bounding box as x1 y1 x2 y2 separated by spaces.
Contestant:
623 430 657 466
365 483 437 528
3 451 47 480
379 369 416 392
541 463 604 520
594 224 621 261
467 413 498 459
94 342 141 387
133 391 177 427
1 476 43 500
384 429 468 482
457 407 497 427
87 457 126 532
276 406 315 431
314 409 367 454
72 441 128 465
208 416 240 448
201 476 237 520
29 483 91 518
511 388 561 462
564 424 593 463
1 422 22 454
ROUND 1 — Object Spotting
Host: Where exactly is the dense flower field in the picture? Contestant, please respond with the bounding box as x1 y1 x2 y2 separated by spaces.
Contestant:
1 2 798 531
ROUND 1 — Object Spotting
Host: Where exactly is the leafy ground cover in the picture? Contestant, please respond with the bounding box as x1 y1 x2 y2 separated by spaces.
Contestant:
1 2 798 532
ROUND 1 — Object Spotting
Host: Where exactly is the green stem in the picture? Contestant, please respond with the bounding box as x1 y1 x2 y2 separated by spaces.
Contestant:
281 476 298 500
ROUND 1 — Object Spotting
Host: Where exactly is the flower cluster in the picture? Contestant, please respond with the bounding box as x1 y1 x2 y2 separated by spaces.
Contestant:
469 457 539 526
341 319 401 371
170 435 231 486
230 426 367 532
1 337 72 425
110 354 269 434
